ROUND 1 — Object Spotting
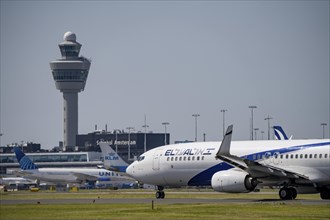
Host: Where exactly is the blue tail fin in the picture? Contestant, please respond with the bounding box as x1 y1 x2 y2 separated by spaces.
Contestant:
99 142 128 172
273 126 289 140
14 147 38 170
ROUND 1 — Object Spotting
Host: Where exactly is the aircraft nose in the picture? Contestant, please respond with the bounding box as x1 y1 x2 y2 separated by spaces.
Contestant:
126 163 135 178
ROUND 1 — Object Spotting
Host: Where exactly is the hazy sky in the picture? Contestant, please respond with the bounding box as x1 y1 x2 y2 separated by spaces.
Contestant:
1 1 329 149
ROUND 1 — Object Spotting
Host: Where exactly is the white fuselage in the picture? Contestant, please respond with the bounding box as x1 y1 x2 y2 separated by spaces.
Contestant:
20 168 134 185
126 139 330 187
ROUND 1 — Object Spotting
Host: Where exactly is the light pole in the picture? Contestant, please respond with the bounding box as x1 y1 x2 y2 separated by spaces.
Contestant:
264 115 273 140
249 106 257 140
321 123 327 139
192 114 200 142
142 115 148 153
0 133 3 147
254 128 259 140
126 127 134 160
162 122 170 145
113 129 121 153
220 109 227 137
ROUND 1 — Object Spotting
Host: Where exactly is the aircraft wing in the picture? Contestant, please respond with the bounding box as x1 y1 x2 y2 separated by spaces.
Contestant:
216 125 309 180
71 172 98 182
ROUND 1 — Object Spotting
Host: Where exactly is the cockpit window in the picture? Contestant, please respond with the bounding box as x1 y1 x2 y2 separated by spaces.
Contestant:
138 156 145 161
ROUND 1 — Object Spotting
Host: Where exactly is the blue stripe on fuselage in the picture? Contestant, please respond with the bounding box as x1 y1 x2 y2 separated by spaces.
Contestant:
187 141 329 186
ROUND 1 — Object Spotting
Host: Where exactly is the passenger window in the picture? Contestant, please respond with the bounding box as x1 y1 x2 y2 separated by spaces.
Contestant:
319 154 322 159
179 157 182 161
314 154 317 159
309 154 312 159
280 155 283 159
192 156 195 161
325 154 328 158
285 155 289 159
305 154 308 159
171 157 174 161
197 156 200 161
183 157 186 161
175 157 178 161
253 155 256 160
300 154 303 159
295 154 298 159
188 157 191 161
290 154 293 159
167 157 169 161
202 156 204 160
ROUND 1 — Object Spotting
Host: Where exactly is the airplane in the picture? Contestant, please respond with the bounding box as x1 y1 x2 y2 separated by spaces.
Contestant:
126 125 330 200
98 142 129 172
0 177 36 186
13 147 135 187
274 126 292 140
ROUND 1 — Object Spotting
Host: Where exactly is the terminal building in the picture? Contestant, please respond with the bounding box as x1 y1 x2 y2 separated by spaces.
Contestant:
0 151 102 175
76 130 170 163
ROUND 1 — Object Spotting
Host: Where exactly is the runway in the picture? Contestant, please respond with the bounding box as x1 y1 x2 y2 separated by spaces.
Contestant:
2 197 329 205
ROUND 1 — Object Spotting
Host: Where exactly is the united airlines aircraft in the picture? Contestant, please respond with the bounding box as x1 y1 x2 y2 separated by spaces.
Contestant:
14 147 135 187
126 125 330 200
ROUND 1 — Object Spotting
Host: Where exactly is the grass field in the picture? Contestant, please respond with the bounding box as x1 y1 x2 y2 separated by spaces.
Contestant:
1 189 329 220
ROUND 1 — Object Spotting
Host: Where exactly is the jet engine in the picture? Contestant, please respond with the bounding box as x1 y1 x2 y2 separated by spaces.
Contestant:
211 169 258 193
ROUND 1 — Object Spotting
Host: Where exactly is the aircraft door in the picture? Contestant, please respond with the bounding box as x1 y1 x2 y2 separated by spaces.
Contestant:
273 152 280 165
152 149 162 170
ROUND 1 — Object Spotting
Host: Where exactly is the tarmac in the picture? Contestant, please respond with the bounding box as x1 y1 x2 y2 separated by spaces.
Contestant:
1 197 329 205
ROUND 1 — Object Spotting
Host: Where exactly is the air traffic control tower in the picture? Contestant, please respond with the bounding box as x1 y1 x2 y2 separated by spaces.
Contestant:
50 32 91 149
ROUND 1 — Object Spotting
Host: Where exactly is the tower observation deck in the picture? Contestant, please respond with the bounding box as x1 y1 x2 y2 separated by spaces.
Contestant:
49 32 91 149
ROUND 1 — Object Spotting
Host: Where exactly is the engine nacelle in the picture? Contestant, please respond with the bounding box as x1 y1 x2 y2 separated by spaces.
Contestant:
211 169 258 193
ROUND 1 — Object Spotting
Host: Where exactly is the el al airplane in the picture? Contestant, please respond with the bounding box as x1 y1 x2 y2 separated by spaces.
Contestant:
13 147 135 187
126 125 330 200
274 126 292 140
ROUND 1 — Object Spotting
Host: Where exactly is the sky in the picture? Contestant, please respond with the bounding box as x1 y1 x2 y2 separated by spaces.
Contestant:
0 1 329 149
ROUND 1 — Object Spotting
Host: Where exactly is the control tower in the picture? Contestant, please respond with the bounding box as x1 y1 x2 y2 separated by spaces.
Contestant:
49 32 91 149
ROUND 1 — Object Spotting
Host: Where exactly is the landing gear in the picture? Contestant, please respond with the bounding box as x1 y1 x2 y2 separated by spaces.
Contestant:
156 191 165 199
279 187 297 200
156 186 165 199
320 190 330 200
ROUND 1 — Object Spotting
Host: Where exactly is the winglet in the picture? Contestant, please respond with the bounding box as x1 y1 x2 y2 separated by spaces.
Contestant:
273 126 289 140
215 125 233 159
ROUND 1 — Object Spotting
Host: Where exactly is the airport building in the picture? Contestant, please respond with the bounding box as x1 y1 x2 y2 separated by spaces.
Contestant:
76 130 170 163
0 151 102 175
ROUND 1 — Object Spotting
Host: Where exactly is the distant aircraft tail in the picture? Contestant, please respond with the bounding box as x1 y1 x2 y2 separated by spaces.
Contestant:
99 142 129 172
13 147 39 170
273 126 292 140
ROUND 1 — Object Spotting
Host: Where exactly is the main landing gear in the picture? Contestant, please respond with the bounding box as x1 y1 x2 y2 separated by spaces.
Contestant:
319 187 330 200
156 186 165 199
279 187 297 200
